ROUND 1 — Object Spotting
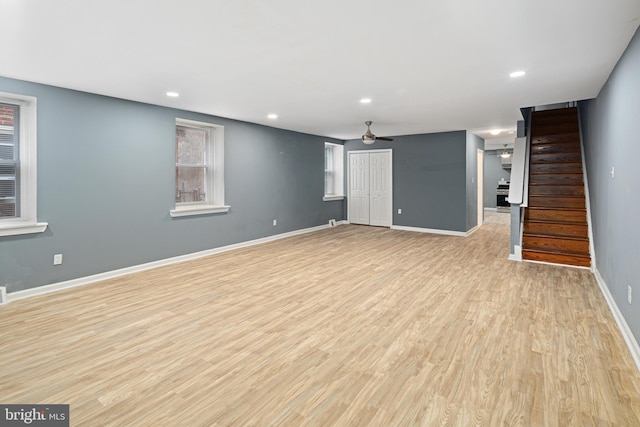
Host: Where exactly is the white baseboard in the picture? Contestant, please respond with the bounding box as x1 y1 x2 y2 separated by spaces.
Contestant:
508 245 522 262
593 268 640 373
7 223 334 303
484 207 498 212
390 225 469 237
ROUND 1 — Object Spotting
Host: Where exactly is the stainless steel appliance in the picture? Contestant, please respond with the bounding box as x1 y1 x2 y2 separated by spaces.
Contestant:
496 182 510 212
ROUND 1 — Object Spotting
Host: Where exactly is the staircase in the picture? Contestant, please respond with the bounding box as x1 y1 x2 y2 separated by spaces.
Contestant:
522 107 591 267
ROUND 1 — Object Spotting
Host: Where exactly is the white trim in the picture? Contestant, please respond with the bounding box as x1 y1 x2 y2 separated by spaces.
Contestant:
466 225 479 236
6 223 334 303
0 222 48 237
391 225 471 237
484 207 498 212
324 142 344 200
0 92 40 234
170 204 230 217
576 105 597 272
174 118 226 214
347 149 393 227
508 244 523 261
336 220 348 226
507 137 528 204
593 268 640 373
521 258 590 270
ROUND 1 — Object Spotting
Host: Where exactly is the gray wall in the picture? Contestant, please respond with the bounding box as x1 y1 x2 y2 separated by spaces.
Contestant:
580 26 640 344
344 131 469 232
0 76 344 293
483 150 511 208
465 132 484 230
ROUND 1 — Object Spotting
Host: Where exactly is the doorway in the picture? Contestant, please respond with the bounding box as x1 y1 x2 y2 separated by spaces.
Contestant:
348 149 392 227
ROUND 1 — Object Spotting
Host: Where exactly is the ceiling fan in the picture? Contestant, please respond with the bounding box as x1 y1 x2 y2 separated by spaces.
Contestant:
362 121 394 144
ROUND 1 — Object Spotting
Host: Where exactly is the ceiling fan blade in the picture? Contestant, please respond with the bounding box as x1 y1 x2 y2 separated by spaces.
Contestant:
376 137 394 141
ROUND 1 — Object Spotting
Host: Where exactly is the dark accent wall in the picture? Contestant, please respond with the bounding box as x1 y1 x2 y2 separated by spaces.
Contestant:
0 76 344 293
344 131 469 232
580 26 640 344
483 151 511 208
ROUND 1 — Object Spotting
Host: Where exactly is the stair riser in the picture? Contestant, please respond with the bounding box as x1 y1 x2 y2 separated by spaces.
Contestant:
523 236 590 253
524 222 588 238
531 107 578 121
529 163 583 174
531 143 581 155
525 208 587 222
530 152 583 163
528 196 586 209
529 174 584 185
522 250 591 267
531 125 579 138
529 185 585 196
531 134 580 145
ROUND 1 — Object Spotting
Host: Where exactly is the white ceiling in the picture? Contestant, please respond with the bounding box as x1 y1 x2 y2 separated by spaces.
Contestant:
1 0 639 141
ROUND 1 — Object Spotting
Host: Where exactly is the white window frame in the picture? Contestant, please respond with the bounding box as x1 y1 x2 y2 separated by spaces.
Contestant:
0 92 47 237
170 118 229 218
323 142 344 201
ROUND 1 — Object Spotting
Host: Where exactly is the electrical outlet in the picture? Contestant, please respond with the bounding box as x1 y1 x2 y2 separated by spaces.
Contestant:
0 286 7 305
53 254 63 265
398 209 402 214
272 219 277 226
610 166 615 179
628 286 632 304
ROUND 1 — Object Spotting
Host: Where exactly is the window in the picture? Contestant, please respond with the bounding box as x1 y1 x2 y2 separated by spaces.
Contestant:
323 142 344 201
0 92 47 237
170 118 229 217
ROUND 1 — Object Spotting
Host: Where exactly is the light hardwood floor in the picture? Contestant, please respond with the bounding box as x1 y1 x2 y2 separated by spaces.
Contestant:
1 223 639 426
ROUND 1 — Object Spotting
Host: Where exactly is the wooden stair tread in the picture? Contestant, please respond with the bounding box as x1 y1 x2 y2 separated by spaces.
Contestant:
522 249 591 267
523 232 588 242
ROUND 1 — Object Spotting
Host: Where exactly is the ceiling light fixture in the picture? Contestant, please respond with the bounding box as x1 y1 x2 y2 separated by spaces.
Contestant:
267 114 278 119
509 70 526 78
166 91 179 97
490 129 501 136
500 144 511 158
360 98 372 104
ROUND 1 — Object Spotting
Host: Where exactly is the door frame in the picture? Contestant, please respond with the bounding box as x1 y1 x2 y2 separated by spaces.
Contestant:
347 149 393 226
477 148 484 226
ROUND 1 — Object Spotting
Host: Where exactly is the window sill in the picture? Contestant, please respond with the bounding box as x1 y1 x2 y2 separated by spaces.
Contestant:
323 195 345 201
170 204 230 218
0 222 48 237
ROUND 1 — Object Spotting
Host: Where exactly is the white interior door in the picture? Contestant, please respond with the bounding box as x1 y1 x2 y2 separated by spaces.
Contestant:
348 150 392 227
370 152 392 227
349 152 370 225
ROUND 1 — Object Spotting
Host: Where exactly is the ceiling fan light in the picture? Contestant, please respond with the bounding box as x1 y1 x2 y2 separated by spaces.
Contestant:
362 135 375 144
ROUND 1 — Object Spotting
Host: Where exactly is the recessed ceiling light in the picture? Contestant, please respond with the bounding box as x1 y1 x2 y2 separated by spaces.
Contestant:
267 114 278 119
166 91 179 97
490 129 501 135
509 70 526 78
360 98 372 104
